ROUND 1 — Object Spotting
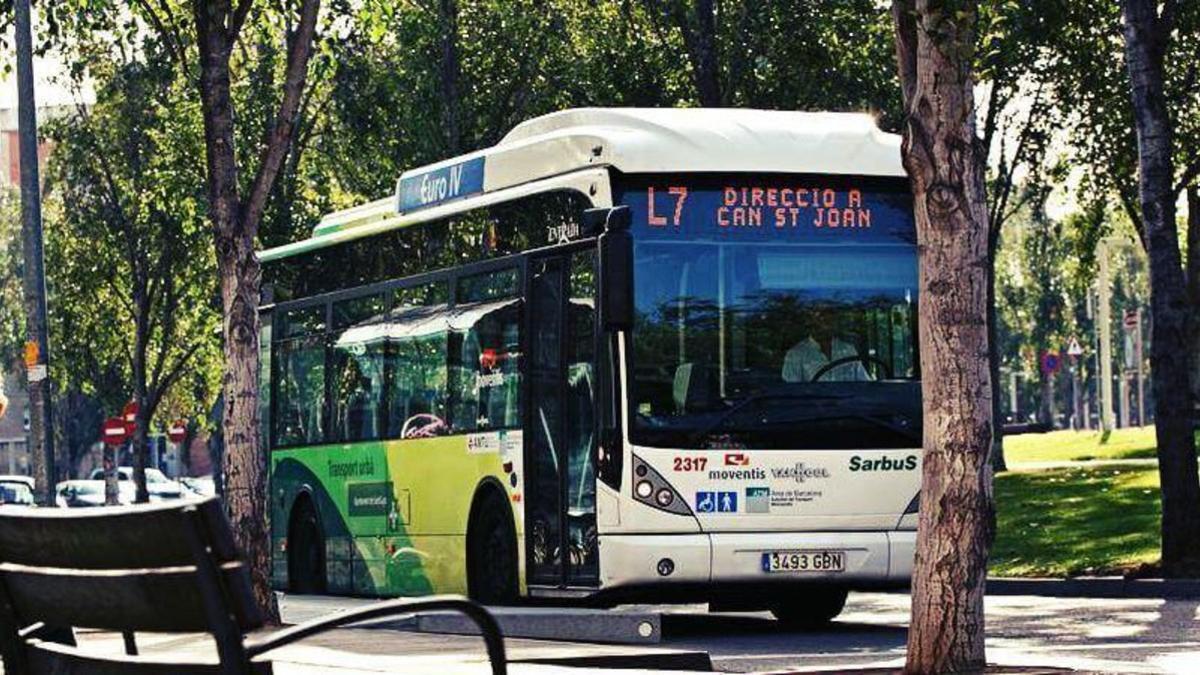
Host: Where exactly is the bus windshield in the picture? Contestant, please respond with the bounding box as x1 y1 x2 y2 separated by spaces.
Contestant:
619 173 922 450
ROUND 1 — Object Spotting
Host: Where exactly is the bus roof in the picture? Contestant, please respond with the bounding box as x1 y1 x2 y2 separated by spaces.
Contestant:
261 108 903 263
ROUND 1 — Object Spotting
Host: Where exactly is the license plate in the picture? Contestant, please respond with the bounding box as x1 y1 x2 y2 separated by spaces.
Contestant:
761 550 846 573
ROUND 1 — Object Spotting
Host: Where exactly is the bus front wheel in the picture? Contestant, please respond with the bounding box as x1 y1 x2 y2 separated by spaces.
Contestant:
468 489 518 605
769 588 848 628
288 498 326 594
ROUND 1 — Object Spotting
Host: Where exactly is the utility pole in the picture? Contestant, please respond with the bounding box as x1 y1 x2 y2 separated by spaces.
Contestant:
1097 240 1115 434
14 0 56 505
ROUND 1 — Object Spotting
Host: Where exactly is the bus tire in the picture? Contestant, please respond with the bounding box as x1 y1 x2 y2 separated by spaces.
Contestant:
468 488 518 605
769 587 848 628
288 497 326 594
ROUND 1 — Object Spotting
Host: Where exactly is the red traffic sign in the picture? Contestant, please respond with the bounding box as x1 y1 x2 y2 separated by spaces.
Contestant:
168 420 188 444
1123 309 1139 330
122 400 140 434
102 417 129 446
1040 351 1062 376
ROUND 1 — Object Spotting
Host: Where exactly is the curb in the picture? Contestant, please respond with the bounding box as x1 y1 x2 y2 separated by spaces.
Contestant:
515 651 714 672
987 576 1200 599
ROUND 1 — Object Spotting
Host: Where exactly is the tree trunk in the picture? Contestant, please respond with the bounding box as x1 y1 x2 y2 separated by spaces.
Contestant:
689 0 720 107
216 227 274 619
1120 0 1200 577
987 245 1006 470
104 444 120 506
893 2 994 672
1186 188 1199 412
439 0 461 155
194 2 278 622
192 0 320 624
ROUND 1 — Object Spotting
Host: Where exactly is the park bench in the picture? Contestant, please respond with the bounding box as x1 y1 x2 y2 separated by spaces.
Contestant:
0 497 506 674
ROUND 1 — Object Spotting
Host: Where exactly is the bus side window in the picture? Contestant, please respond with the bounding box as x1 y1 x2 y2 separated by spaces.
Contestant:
452 269 522 432
388 282 451 439
330 294 387 442
273 305 327 447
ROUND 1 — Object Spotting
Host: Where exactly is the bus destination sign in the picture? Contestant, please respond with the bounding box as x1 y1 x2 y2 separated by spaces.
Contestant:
396 156 486 214
619 174 914 242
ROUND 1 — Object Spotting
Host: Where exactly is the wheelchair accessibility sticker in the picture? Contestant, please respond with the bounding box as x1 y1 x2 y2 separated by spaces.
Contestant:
696 491 738 513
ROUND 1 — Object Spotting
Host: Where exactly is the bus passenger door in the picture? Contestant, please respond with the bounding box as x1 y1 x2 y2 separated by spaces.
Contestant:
526 248 600 588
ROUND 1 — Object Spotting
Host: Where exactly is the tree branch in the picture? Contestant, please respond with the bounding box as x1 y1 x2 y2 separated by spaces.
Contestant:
230 0 255 42
240 0 321 234
892 0 918 106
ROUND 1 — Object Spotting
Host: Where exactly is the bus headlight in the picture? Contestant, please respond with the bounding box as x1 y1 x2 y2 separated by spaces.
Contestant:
630 454 692 516
636 480 654 499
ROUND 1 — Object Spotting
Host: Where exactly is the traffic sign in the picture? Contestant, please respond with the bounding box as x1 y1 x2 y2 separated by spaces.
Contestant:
122 400 140 434
1123 308 1139 330
1040 351 1062 376
1066 337 1084 357
102 417 129 446
168 420 188 444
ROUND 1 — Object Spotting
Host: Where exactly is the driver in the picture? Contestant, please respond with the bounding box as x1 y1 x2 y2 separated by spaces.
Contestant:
781 331 872 382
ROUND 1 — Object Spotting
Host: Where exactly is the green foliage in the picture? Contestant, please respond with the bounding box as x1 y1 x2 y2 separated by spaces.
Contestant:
0 189 26 371
42 52 222 431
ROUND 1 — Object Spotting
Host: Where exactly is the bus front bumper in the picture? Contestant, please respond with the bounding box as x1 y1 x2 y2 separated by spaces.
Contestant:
599 530 915 591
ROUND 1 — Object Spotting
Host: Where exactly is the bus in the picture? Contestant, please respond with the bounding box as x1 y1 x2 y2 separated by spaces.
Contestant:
260 108 922 625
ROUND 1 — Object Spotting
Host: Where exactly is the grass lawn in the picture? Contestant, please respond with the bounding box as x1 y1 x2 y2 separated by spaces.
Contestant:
1003 426 1167 463
991 466 1161 577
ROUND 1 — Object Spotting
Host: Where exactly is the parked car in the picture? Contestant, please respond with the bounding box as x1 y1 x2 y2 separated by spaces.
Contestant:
0 475 34 491
0 479 35 507
56 480 136 507
88 466 185 500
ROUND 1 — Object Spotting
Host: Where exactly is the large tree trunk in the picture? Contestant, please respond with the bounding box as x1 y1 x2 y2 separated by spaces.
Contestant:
1121 0 1200 577
192 0 320 623
216 227 273 619
893 2 995 672
1187 188 1199 412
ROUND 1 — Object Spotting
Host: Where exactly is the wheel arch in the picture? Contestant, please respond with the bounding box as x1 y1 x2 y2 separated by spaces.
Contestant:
465 477 518 596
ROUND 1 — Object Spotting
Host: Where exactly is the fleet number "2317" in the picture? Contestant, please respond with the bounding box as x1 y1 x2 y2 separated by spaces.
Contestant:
673 456 708 471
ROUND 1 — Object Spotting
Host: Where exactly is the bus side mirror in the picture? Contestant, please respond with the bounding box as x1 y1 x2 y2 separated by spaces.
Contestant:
598 206 633 331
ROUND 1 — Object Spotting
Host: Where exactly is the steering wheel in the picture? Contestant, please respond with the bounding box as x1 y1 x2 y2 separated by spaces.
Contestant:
810 354 893 382
401 413 448 439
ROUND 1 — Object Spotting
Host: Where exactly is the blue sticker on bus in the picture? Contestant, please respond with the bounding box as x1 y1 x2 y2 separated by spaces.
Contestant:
696 491 738 513
396 156 485 213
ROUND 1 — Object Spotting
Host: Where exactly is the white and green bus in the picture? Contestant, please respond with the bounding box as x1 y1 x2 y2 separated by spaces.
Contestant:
260 108 922 624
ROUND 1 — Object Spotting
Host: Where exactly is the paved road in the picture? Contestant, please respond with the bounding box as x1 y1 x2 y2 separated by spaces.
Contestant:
658 593 1199 673
282 592 1200 674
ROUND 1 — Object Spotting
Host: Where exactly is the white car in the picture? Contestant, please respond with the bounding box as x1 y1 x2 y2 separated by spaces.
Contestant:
0 479 35 507
88 467 186 500
56 480 136 507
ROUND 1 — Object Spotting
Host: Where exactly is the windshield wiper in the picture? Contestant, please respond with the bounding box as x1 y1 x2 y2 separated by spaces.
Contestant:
688 390 848 447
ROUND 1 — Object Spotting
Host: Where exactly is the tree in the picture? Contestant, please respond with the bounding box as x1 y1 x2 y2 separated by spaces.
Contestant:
976 2 1060 469
1118 0 1200 575
44 53 221 503
892 1 995 672
190 0 321 621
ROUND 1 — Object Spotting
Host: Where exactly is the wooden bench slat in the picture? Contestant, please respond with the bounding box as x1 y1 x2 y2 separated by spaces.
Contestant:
0 498 239 569
3 563 262 633
26 640 274 675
